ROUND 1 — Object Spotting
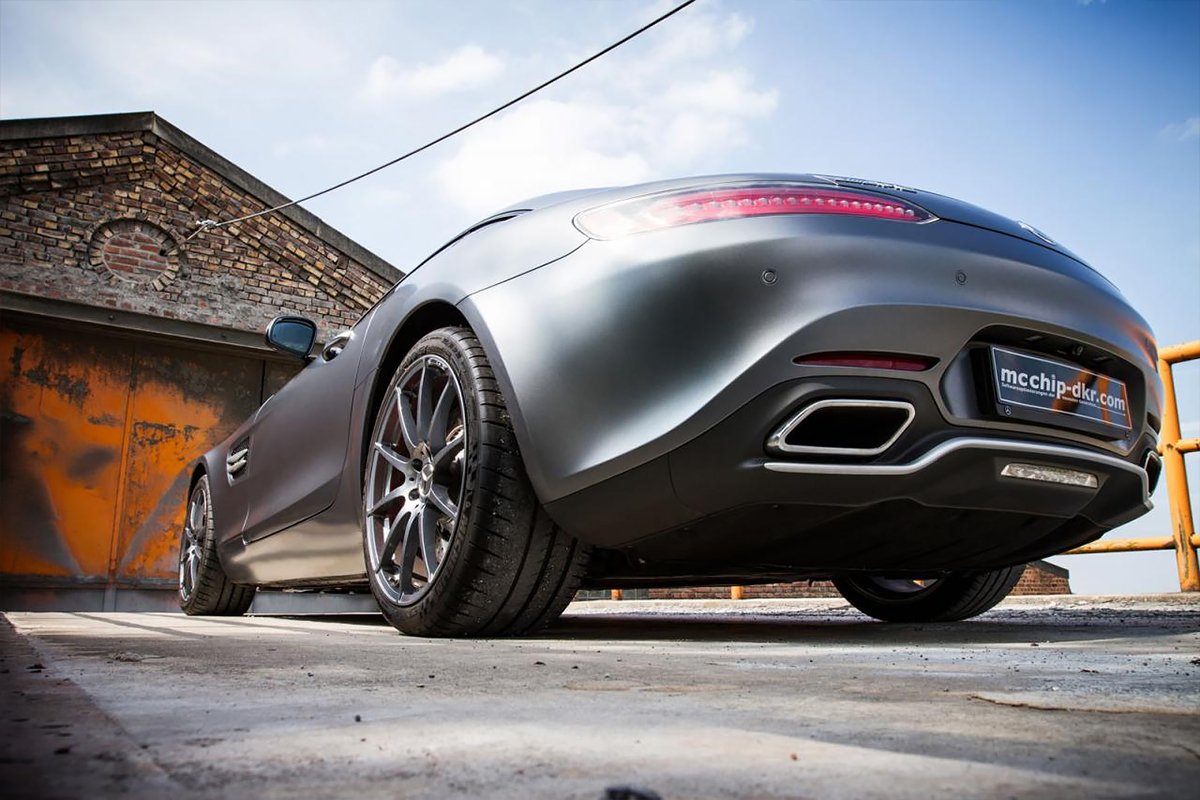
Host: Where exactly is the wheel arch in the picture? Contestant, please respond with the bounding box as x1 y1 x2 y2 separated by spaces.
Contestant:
189 460 207 494
358 300 473 483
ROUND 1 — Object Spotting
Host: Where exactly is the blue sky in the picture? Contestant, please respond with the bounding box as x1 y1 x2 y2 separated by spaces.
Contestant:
2 0 1197 593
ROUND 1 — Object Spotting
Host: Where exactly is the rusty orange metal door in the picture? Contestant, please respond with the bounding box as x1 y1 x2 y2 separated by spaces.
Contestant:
1 316 276 602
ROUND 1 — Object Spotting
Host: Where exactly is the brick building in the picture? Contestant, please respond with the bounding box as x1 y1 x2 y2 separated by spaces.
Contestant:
0 112 399 609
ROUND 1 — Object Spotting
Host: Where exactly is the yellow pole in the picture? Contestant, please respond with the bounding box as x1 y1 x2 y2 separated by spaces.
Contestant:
1159 346 1199 592
1066 536 1176 554
730 585 744 600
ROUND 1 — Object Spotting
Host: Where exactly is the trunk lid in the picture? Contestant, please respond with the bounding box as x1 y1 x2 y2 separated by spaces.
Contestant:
817 175 1087 265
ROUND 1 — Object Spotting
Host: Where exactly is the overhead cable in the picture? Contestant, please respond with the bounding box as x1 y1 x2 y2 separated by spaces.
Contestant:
162 0 698 256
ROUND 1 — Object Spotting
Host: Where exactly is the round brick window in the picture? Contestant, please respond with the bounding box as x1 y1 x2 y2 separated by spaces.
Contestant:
88 218 182 290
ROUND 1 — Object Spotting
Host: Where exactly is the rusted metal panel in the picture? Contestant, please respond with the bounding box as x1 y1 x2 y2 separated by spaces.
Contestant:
1 318 134 582
113 341 262 583
1 316 268 592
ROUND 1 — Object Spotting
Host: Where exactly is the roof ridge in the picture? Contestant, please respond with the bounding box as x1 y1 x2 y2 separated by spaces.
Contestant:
0 111 401 283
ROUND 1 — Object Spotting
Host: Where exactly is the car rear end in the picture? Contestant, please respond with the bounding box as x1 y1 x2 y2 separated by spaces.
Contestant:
463 175 1162 585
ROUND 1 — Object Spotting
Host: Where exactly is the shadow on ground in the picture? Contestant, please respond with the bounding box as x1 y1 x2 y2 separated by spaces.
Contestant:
240 605 1200 646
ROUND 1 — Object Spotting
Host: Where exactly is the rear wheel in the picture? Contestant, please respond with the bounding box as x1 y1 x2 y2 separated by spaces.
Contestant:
363 326 590 637
178 474 255 616
833 565 1025 622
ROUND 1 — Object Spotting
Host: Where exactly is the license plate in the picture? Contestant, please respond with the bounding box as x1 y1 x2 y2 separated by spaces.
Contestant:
989 346 1131 433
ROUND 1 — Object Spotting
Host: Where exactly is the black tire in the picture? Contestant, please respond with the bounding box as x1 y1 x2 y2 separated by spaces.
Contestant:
833 565 1025 623
178 474 255 616
363 326 590 637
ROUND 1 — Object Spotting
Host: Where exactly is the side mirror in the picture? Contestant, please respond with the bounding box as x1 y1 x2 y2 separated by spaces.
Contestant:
265 316 317 360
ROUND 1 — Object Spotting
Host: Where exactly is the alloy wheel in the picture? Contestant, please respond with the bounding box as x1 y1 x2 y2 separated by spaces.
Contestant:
365 354 467 606
179 488 205 602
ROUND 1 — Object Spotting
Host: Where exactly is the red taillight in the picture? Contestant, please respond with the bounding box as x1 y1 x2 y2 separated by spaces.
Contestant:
575 182 935 239
794 353 936 372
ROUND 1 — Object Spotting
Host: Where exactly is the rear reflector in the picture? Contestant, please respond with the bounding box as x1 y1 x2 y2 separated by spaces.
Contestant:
1000 463 1098 489
574 182 936 239
794 353 936 372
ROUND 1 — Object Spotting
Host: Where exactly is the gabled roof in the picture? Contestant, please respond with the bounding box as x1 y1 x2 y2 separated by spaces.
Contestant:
0 111 400 282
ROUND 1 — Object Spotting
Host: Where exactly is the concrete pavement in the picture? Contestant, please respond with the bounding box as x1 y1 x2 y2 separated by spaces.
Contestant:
3 595 1198 799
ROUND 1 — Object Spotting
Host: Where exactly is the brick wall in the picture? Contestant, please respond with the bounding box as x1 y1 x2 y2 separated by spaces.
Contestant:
0 124 393 335
1011 562 1071 595
625 562 1071 601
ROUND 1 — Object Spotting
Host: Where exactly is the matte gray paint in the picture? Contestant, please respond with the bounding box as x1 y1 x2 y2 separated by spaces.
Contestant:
194 173 1162 586
471 214 1157 504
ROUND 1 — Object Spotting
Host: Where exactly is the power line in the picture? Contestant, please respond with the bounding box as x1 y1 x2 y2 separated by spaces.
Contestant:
163 0 698 256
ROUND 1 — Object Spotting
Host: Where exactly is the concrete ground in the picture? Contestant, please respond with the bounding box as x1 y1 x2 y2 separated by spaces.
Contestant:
2 596 1198 800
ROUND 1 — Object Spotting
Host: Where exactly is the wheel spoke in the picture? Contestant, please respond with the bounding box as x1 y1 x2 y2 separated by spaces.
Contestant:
428 484 458 519
374 441 410 472
397 512 420 592
368 486 407 517
427 380 455 451
188 550 199 594
188 497 205 532
375 515 404 570
419 505 441 576
415 362 434 442
431 430 464 470
397 391 420 452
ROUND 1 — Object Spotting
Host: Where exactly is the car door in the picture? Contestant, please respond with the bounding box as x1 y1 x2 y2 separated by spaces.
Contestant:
238 322 368 542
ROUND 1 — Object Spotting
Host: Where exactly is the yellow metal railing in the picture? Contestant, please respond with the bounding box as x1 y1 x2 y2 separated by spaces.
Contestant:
1064 340 1199 592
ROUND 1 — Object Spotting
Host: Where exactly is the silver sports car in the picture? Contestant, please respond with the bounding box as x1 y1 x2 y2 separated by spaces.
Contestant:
178 175 1162 635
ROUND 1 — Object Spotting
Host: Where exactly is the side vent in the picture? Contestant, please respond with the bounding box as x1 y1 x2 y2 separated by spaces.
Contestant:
226 439 249 481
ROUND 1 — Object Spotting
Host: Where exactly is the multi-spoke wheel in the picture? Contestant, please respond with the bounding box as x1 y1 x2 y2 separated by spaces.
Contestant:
178 474 255 616
179 490 206 604
365 353 466 606
363 327 591 637
833 566 1026 623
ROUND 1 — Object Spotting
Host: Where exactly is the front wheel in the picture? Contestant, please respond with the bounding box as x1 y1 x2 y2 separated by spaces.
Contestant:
178 474 255 616
833 565 1025 622
363 327 590 637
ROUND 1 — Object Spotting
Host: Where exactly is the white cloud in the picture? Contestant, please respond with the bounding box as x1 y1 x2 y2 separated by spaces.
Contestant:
363 45 504 102
433 9 778 215
0 2 352 117
640 9 751 67
662 69 778 117
434 100 652 214
1159 116 1200 142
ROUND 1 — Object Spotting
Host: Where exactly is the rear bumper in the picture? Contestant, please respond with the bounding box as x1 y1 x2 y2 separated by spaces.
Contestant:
552 376 1155 572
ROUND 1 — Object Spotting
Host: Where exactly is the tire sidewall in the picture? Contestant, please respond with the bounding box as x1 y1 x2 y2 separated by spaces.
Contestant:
835 567 1022 623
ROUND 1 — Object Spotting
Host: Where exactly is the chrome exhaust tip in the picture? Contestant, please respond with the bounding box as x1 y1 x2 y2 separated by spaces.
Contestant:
767 399 915 456
1142 450 1162 494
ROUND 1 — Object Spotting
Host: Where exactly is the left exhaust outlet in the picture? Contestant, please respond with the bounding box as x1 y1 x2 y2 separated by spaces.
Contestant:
766 398 916 457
